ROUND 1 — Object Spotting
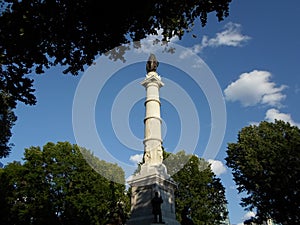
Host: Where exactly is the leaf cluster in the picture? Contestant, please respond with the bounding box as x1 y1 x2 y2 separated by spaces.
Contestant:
0 141 130 225
0 91 17 158
0 0 232 158
0 0 232 102
225 120 300 224
165 150 228 225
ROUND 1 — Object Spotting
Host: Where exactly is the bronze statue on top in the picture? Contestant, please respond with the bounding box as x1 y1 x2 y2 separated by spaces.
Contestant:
146 53 159 73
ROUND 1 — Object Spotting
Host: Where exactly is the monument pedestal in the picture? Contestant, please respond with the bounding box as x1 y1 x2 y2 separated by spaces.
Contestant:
126 164 180 225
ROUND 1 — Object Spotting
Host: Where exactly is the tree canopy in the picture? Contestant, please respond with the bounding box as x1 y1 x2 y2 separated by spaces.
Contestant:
1 142 229 225
225 120 300 225
0 142 228 225
0 0 233 158
164 150 229 224
0 91 17 158
0 141 130 225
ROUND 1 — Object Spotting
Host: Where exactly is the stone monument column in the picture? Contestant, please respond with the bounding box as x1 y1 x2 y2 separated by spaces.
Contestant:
126 54 180 225
142 62 164 166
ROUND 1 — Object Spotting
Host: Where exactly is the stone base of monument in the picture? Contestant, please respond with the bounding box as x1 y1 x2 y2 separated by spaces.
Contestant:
126 164 180 225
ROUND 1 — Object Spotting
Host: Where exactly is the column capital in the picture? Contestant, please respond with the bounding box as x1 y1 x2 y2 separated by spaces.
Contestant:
141 72 164 87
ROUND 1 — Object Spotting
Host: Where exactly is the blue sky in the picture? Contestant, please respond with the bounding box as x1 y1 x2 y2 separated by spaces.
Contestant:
1 1 300 224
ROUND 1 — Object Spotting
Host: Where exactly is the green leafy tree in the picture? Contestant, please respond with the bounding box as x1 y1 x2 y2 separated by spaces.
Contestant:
0 91 17 158
225 120 300 225
0 161 27 225
164 150 228 225
0 0 233 157
0 141 130 225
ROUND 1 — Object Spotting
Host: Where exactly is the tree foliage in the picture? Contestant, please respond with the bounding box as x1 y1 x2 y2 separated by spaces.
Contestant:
225 120 300 225
0 141 130 225
0 91 17 158
164 150 228 225
0 0 232 157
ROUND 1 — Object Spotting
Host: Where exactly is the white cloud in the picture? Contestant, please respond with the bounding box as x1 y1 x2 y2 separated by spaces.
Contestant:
208 159 227 175
135 28 179 54
129 153 143 165
265 108 300 127
178 22 250 68
142 23 250 56
180 44 203 58
224 70 287 107
202 22 251 48
243 211 256 220
136 23 250 70
179 48 195 59
235 211 256 225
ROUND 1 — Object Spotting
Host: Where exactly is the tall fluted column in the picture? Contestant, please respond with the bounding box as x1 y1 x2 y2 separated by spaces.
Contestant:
126 54 180 225
141 70 164 165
